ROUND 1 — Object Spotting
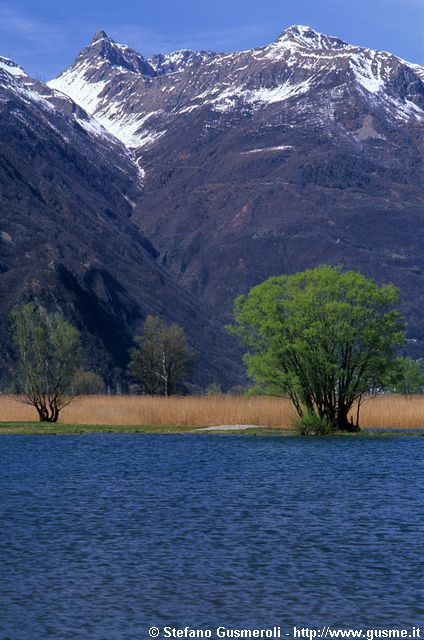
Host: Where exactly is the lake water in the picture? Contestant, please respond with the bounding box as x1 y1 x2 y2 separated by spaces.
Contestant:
0 435 423 639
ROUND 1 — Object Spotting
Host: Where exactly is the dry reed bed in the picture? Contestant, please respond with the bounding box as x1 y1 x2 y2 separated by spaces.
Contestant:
357 395 424 429
0 395 295 428
0 394 424 429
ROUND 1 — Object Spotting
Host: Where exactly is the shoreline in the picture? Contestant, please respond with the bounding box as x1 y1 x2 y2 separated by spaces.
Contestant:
0 422 423 436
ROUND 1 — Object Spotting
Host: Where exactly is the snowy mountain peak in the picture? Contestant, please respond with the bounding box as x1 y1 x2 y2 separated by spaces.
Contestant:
76 31 156 77
90 30 110 45
274 24 349 51
48 25 424 152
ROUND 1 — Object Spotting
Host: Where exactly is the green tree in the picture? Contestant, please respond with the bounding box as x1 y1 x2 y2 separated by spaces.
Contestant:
384 356 424 395
11 303 82 422
128 315 196 396
229 266 404 432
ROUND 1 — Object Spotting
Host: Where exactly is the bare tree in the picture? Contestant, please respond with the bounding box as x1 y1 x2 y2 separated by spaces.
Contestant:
128 315 196 396
11 303 82 422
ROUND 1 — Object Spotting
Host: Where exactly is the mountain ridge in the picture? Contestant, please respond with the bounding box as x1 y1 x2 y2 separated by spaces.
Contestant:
48 25 424 151
46 25 424 360
2 26 424 386
0 55 242 388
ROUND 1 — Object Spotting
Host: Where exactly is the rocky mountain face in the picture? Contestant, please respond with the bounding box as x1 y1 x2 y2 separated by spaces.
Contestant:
1 26 424 388
0 56 240 389
48 26 424 358
49 26 424 150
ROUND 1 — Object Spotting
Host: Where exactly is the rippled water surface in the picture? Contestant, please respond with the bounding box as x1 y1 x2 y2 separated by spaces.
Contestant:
0 435 423 639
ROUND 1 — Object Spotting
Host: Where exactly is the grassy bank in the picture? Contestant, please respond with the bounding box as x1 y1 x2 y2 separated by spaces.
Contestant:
0 422 290 436
0 422 422 436
0 422 200 435
0 394 424 433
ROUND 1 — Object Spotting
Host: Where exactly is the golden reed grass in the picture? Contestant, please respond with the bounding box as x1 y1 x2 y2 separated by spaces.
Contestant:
0 395 294 427
0 394 423 429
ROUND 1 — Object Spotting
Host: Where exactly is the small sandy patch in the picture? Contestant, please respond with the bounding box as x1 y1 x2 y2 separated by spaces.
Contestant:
197 424 266 431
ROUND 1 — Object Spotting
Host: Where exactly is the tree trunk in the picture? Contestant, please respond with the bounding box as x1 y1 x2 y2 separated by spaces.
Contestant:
36 404 48 422
50 404 59 423
335 408 360 432
164 376 170 397
35 403 59 422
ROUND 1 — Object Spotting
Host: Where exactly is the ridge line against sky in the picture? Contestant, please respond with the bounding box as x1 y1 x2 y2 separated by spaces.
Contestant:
0 0 422 79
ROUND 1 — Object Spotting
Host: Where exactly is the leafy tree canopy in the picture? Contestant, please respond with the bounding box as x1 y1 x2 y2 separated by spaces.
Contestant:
383 356 424 395
229 266 404 432
11 303 82 422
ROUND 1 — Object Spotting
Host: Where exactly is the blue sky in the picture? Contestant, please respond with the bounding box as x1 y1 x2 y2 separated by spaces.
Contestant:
0 0 423 79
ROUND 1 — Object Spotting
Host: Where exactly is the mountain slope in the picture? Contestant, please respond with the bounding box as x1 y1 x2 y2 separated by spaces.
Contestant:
49 26 424 149
0 59 241 388
49 27 424 356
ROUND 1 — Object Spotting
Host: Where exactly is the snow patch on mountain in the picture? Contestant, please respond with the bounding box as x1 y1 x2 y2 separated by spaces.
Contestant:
407 62 424 83
74 114 111 139
106 116 162 148
2 71 57 114
248 79 312 105
240 145 293 154
350 53 385 94
0 56 27 78
97 113 144 147
180 77 313 113
149 49 216 74
49 66 107 113
390 97 424 121
210 86 245 111
86 109 162 148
